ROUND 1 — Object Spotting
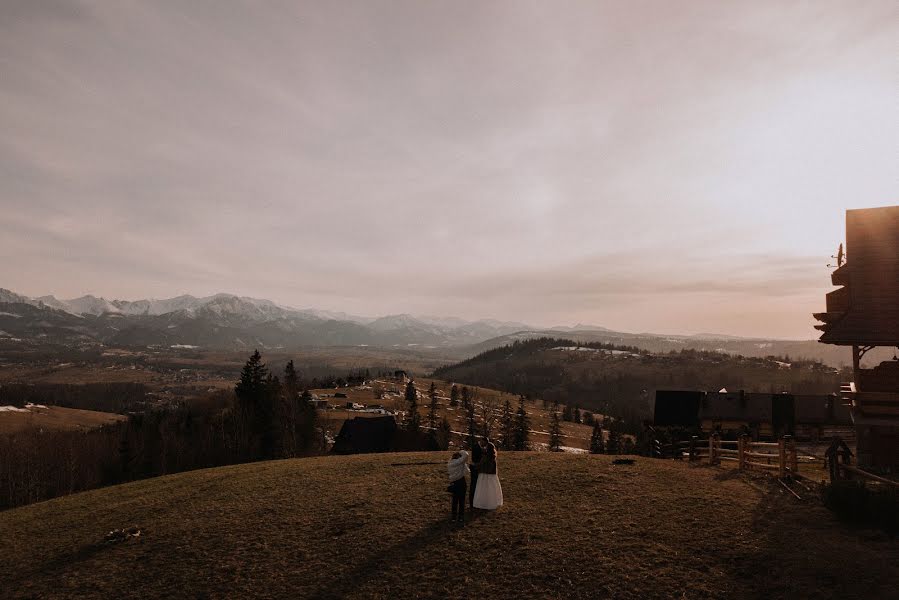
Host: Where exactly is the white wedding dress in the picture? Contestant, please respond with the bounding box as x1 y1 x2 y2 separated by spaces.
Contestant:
473 468 503 510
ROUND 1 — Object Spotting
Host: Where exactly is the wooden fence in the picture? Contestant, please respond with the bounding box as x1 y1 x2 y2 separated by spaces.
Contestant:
676 434 801 478
668 434 899 487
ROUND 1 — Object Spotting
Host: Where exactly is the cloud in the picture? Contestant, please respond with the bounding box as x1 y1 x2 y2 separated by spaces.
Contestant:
1 1 895 338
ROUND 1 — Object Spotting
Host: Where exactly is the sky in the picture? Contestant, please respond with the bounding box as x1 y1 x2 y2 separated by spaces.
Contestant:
1 1 896 338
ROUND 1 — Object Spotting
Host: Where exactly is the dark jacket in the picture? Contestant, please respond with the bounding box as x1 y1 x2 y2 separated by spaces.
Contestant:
470 444 484 472
480 452 497 475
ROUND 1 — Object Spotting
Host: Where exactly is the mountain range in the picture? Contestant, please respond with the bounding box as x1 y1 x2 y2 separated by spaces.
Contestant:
0 288 540 349
0 287 862 367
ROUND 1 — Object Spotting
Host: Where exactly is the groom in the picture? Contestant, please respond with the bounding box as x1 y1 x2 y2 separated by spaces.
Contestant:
468 438 486 509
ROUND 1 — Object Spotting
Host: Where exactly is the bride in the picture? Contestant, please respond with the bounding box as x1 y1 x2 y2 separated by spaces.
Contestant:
472 440 503 510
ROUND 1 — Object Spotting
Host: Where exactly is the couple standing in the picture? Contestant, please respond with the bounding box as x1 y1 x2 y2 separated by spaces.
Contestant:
447 438 503 525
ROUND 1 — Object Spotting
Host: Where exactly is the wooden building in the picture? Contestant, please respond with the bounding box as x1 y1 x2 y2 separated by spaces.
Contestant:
653 389 852 441
813 206 899 469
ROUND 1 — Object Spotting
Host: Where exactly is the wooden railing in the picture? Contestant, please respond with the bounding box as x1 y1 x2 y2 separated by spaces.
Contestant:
658 433 899 488
676 434 800 478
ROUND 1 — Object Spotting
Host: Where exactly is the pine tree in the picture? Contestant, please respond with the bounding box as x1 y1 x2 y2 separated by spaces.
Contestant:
562 404 573 422
573 405 582 424
466 398 478 449
549 410 562 452
405 380 420 432
299 389 317 452
449 384 459 407
283 360 300 398
262 374 281 458
582 411 594 426
499 399 514 450
461 386 471 410
589 421 605 454
235 350 275 459
235 350 268 403
606 419 621 454
513 397 530 451
436 417 452 450
427 382 439 430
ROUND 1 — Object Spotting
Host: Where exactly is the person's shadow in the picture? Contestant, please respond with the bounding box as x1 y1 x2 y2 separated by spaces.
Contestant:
309 510 488 599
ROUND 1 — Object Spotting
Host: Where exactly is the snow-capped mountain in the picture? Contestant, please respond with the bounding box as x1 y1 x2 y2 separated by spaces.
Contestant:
0 286 850 365
0 288 32 305
0 287 541 349
63 295 122 316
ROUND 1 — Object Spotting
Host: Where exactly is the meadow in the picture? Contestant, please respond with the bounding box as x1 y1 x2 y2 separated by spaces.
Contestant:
1 452 895 599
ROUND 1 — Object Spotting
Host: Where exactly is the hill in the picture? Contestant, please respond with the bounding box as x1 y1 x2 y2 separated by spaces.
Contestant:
0 404 125 434
433 338 843 431
1 453 896 599
465 329 890 369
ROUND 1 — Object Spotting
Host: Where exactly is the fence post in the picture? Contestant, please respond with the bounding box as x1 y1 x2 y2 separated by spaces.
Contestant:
738 435 745 471
778 436 787 478
710 432 720 465
787 435 797 477
689 436 697 462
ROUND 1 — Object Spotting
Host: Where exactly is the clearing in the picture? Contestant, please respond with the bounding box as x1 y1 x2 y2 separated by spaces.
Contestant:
0 404 125 434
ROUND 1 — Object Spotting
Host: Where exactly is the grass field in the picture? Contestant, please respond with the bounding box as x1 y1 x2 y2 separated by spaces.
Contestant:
1 453 895 599
0 405 125 434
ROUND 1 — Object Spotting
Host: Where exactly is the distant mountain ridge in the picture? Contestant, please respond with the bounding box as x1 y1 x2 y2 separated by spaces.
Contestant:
0 287 545 349
0 287 859 367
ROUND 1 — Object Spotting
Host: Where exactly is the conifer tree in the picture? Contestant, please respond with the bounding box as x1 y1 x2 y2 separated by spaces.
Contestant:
549 410 562 452
573 405 582 424
436 417 452 450
449 384 459 407
235 350 275 459
283 360 300 398
499 399 514 450
466 397 478 449
589 421 605 454
606 419 621 454
461 386 471 410
299 389 317 451
427 382 439 431
513 397 530 451
405 380 420 432
235 350 268 404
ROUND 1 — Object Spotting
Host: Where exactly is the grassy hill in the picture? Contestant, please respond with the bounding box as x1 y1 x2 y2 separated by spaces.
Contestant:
2 453 896 599
0 404 125 434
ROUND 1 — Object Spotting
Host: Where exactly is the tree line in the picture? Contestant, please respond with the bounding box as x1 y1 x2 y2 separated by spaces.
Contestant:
0 350 320 511
401 380 533 452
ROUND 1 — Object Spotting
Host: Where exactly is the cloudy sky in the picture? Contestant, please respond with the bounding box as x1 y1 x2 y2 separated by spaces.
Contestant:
1 1 895 338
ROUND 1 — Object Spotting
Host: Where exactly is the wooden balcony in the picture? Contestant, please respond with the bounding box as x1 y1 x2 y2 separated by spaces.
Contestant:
830 263 850 286
825 286 850 313
840 382 899 424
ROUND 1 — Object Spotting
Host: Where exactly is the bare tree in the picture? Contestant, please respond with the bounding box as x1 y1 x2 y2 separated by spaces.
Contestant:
478 394 500 440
